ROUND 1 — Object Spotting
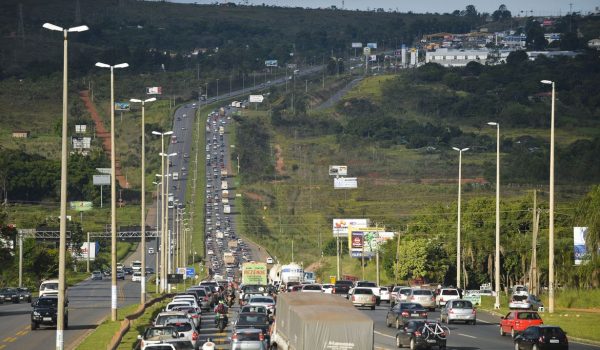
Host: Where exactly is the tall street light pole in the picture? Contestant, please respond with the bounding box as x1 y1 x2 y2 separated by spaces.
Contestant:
96 61 128 321
152 180 161 294
130 97 156 304
452 147 469 289
541 79 555 313
161 152 177 289
152 130 173 292
42 21 88 350
488 122 501 309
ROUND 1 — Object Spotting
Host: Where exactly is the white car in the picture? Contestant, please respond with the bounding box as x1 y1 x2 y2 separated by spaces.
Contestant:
436 288 461 307
322 284 334 294
165 301 194 312
132 272 143 282
379 287 390 303
266 257 274 264
301 284 323 293
148 247 154 254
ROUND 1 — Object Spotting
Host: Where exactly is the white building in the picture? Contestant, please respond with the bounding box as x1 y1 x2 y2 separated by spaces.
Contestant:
425 48 489 67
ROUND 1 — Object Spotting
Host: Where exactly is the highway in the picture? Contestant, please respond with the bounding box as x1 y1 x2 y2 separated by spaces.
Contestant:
360 303 600 350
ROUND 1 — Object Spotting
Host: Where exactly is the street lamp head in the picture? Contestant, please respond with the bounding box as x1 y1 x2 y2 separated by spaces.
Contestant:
452 147 461 152
114 63 129 69
130 98 142 103
164 131 174 136
42 23 63 31
487 122 498 126
145 97 157 103
68 25 89 32
95 62 110 68
151 131 162 136
462 147 470 152
541 80 553 85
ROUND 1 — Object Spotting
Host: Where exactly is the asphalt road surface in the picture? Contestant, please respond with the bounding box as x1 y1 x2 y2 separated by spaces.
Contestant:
359 302 600 350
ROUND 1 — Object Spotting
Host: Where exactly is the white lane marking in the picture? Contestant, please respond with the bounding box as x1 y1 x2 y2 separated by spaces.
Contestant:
457 333 477 339
374 330 396 339
476 318 494 324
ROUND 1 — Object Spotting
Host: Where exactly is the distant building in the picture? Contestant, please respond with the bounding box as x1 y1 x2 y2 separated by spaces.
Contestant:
527 51 579 60
12 130 30 138
425 48 490 67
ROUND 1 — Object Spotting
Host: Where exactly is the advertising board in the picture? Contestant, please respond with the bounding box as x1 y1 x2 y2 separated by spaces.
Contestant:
69 201 93 211
241 262 268 285
93 174 110 186
114 102 130 111
367 42 378 49
334 177 357 189
72 137 91 149
332 218 369 238
75 125 87 133
328 165 348 176
249 94 264 103
72 242 98 261
264 60 278 67
574 227 589 265
146 86 162 95
348 227 385 258
351 42 363 48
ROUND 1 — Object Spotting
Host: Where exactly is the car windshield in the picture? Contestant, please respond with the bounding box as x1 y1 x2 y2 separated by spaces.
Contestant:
401 303 423 310
242 306 266 313
442 290 458 295
354 288 373 295
238 314 268 324
413 290 432 295
452 301 473 308
540 327 565 338
167 322 192 332
512 295 528 301
41 283 58 291
36 298 58 307
357 282 377 287
303 285 321 290
155 315 186 325
235 331 262 341
145 326 177 338
250 297 273 303
400 289 411 295
517 312 541 320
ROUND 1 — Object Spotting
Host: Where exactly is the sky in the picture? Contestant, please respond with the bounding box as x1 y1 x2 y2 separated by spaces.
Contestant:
173 0 599 16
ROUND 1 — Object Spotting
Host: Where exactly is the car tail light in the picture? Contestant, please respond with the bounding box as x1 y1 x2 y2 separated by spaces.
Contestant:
259 332 265 341
415 331 422 337
538 336 545 343
472 309 476 314
332 289 336 294
192 332 198 341
402 311 409 317
431 296 435 301
232 333 238 340
352 296 356 301
420 312 428 318
448 309 454 314
203 296 209 301
192 314 199 318
372 296 376 303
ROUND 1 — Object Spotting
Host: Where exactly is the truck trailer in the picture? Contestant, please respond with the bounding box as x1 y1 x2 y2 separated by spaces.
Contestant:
270 293 373 350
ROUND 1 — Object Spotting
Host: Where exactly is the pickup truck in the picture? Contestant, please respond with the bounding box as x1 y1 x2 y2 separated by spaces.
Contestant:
31 295 68 330
332 280 354 296
354 281 382 305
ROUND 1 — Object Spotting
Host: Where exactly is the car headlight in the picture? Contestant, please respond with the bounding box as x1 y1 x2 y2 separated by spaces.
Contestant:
33 311 40 316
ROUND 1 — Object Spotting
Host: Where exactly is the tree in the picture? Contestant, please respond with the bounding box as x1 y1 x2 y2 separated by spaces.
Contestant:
506 50 528 65
388 238 428 280
492 4 512 21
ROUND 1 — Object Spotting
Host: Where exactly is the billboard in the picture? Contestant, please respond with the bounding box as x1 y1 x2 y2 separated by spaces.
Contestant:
351 42 363 48
348 227 386 258
574 227 589 265
72 242 98 261
93 174 110 186
70 201 93 211
333 218 369 238
264 60 278 67
114 102 130 111
334 177 357 189
363 47 371 55
146 86 162 95
241 262 268 285
369 55 377 61
96 168 111 174
72 137 91 149
367 42 378 49
329 165 348 176
249 95 264 103
75 125 87 133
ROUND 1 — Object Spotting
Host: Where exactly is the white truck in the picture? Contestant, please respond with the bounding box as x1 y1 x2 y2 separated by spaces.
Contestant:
270 293 374 350
281 263 304 285
223 252 235 266
221 181 228 190
223 205 231 214
222 189 229 198
172 172 179 181
219 126 225 136
220 169 228 178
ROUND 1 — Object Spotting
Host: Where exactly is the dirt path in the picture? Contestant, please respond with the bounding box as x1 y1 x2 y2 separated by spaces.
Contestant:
79 90 127 188
274 144 285 175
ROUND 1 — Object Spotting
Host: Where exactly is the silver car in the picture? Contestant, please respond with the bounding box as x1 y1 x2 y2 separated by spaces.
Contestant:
231 328 267 350
440 299 476 324
407 289 436 311
509 293 544 310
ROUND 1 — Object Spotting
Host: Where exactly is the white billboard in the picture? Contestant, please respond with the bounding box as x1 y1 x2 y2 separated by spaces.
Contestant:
146 86 162 95
351 42 363 48
334 177 357 189
367 42 378 49
72 137 91 149
93 174 111 186
265 60 278 67
574 227 589 265
75 125 87 133
249 95 264 103
73 242 98 261
333 218 369 238
329 165 348 176
369 55 377 61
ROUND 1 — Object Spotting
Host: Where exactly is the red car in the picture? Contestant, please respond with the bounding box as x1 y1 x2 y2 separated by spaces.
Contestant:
500 310 543 338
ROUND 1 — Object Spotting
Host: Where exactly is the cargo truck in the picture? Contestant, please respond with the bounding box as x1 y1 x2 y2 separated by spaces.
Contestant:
223 205 231 214
228 240 238 249
222 189 229 198
270 293 374 350
220 169 228 178
221 181 228 190
223 252 235 266
241 262 268 285
219 126 225 135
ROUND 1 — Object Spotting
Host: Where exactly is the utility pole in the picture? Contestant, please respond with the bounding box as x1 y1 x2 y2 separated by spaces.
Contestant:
531 190 540 296
395 228 401 284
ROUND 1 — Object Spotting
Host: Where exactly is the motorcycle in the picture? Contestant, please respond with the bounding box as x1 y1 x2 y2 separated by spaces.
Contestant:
215 313 228 332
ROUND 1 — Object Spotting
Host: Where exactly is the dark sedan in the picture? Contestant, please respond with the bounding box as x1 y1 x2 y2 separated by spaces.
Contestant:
395 320 447 349
514 325 568 350
234 312 270 342
386 302 428 329
17 287 32 302
0 287 20 303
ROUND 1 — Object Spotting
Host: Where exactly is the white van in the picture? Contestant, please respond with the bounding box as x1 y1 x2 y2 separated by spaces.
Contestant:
39 279 60 297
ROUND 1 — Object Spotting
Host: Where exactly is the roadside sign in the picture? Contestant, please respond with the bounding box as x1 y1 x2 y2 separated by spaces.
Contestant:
329 165 347 176
70 201 93 211
186 267 195 279
168 273 183 284
114 102 130 111
96 168 111 174
464 294 481 306
330 276 336 284
363 47 371 55
334 177 357 189
249 95 264 103
93 174 110 186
